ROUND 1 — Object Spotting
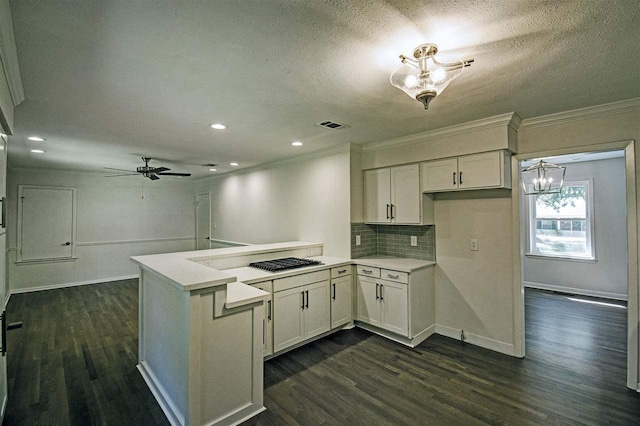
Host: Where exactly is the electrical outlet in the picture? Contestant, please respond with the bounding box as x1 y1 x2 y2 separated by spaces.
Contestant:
470 239 478 251
410 236 418 246
356 235 361 246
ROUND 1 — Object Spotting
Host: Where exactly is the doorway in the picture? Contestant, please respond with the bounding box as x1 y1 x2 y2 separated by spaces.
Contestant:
196 192 211 250
512 141 638 390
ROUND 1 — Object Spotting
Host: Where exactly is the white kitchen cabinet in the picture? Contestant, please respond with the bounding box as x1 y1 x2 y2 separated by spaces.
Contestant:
273 278 330 353
252 281 273 356
365 164 430 224
422 151 511 192
355 263 434 347
330 274 352 329
356 275 407 335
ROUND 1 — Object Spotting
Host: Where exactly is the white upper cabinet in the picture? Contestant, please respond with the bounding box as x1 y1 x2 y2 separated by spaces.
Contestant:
365 164 429 224
422 151 511 192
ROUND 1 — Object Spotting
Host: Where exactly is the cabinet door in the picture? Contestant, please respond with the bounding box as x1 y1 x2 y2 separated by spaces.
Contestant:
303 280 330 339
458 152 503 189
364 168 391 223
273 287 305 352
390 164 420 224
356 276 381 326
421 158 458 192
380 281 409 336
331 275 352 329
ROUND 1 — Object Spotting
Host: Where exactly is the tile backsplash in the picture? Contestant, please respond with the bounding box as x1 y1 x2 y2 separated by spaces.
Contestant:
350 223 435 261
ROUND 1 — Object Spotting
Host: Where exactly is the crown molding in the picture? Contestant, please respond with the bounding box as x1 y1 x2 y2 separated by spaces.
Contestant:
0 1 25 106
195 143 352 183
361 112 518 153
520 98 640 130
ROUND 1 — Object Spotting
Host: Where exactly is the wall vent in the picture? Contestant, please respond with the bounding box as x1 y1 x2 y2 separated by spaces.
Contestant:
315 120 351 131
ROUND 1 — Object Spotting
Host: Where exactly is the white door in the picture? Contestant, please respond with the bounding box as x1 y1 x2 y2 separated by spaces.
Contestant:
458 152 502 189
364 168 391 223
273 287 305 352
303 280 330 339
356 277 381 326
380 281 409 337
331 275 352 329
390 164 420 224
19 186 75 261
196 192 211 250
421 158 459 192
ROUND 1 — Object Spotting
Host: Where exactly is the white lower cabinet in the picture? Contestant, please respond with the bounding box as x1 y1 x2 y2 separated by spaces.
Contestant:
355 264 434 347
252 280 273 357
273 280 330 353
330 274 352 329
356 276 408 336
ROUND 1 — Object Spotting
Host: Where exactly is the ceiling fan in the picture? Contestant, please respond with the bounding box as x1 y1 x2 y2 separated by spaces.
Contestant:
105 157 192 180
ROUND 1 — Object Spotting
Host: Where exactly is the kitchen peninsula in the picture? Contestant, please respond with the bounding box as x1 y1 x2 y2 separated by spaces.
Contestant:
131 241 434 426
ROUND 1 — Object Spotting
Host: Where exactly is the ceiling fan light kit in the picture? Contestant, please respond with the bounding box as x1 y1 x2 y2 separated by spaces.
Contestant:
390 43 473 109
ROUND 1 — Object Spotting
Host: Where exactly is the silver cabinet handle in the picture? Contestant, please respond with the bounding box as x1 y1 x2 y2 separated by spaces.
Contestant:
387 274 399 279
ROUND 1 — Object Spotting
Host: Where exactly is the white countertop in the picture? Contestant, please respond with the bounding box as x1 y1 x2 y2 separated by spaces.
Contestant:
353 256 435 273
224 256 352 284
131 241 323 291
225 282 270 309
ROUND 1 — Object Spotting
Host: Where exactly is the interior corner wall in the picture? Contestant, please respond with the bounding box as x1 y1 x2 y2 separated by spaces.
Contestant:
523 158 627 300
7 170 196 292
194 149 351 258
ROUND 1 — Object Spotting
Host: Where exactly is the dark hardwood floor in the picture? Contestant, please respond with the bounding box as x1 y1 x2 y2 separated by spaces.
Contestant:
3 282 639 425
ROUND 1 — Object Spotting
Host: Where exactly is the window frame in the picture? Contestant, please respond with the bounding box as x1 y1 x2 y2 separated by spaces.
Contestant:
525 179 596 262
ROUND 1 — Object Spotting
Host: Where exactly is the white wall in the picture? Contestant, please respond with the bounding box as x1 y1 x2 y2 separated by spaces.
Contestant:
7 169 196 292
523 157 627 299
194 148 351 258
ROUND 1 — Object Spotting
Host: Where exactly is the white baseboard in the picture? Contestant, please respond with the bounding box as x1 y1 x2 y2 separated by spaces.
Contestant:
9 274 139 295
435 324 516 357
137 362 185 426
524 281 627 301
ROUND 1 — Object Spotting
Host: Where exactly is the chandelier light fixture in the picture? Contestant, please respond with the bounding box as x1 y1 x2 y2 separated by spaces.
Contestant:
521 160 566 195
390 43 473 109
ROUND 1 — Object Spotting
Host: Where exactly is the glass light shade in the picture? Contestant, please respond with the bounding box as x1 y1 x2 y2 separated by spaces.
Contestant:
390 59 465 102
521 160 566 195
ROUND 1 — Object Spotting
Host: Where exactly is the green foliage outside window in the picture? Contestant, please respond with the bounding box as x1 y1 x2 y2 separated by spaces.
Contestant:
537 185 586 212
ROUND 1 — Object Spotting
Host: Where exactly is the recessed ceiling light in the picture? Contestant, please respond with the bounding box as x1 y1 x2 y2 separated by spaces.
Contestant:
211 123 226 130
209 168 217 172
31 149 45 154
292 141 303 146
28 136 45 142
230 162 239 166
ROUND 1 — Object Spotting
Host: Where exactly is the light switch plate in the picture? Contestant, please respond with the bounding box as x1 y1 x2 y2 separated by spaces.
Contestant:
470 239 478 251
410 236 418 246
356 235 361 246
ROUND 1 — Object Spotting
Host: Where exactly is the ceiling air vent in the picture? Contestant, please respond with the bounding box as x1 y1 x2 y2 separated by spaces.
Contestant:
201 163 217 167
315 120 350 131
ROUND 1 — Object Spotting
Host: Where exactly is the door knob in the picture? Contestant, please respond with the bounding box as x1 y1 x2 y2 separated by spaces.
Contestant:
64 242 71 246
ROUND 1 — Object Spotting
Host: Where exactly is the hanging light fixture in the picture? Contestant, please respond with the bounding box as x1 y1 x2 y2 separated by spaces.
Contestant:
390 43 473 109
521 160 566 195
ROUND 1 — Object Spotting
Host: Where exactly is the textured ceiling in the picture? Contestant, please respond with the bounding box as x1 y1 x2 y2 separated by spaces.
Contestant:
7 0 640 177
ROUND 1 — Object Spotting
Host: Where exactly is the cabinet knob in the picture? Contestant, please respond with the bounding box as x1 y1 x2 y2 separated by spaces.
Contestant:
64 242 71 246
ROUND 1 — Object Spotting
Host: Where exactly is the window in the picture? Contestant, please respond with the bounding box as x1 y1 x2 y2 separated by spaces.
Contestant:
527 180 595 260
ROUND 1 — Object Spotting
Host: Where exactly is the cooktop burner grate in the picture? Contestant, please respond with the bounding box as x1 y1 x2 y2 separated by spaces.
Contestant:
249 257 322 273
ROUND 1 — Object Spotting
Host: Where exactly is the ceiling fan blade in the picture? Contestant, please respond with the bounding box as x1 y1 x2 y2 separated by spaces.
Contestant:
105 167 138 173
148 174 160 181
152 167 170 173
105 173 140 177
157 172 192 177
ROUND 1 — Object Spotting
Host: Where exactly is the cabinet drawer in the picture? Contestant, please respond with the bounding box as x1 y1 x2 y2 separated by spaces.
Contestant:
331 266 351 278
380 269 408 284
356 265 380 278
274 270 330 292
251 280 272 293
